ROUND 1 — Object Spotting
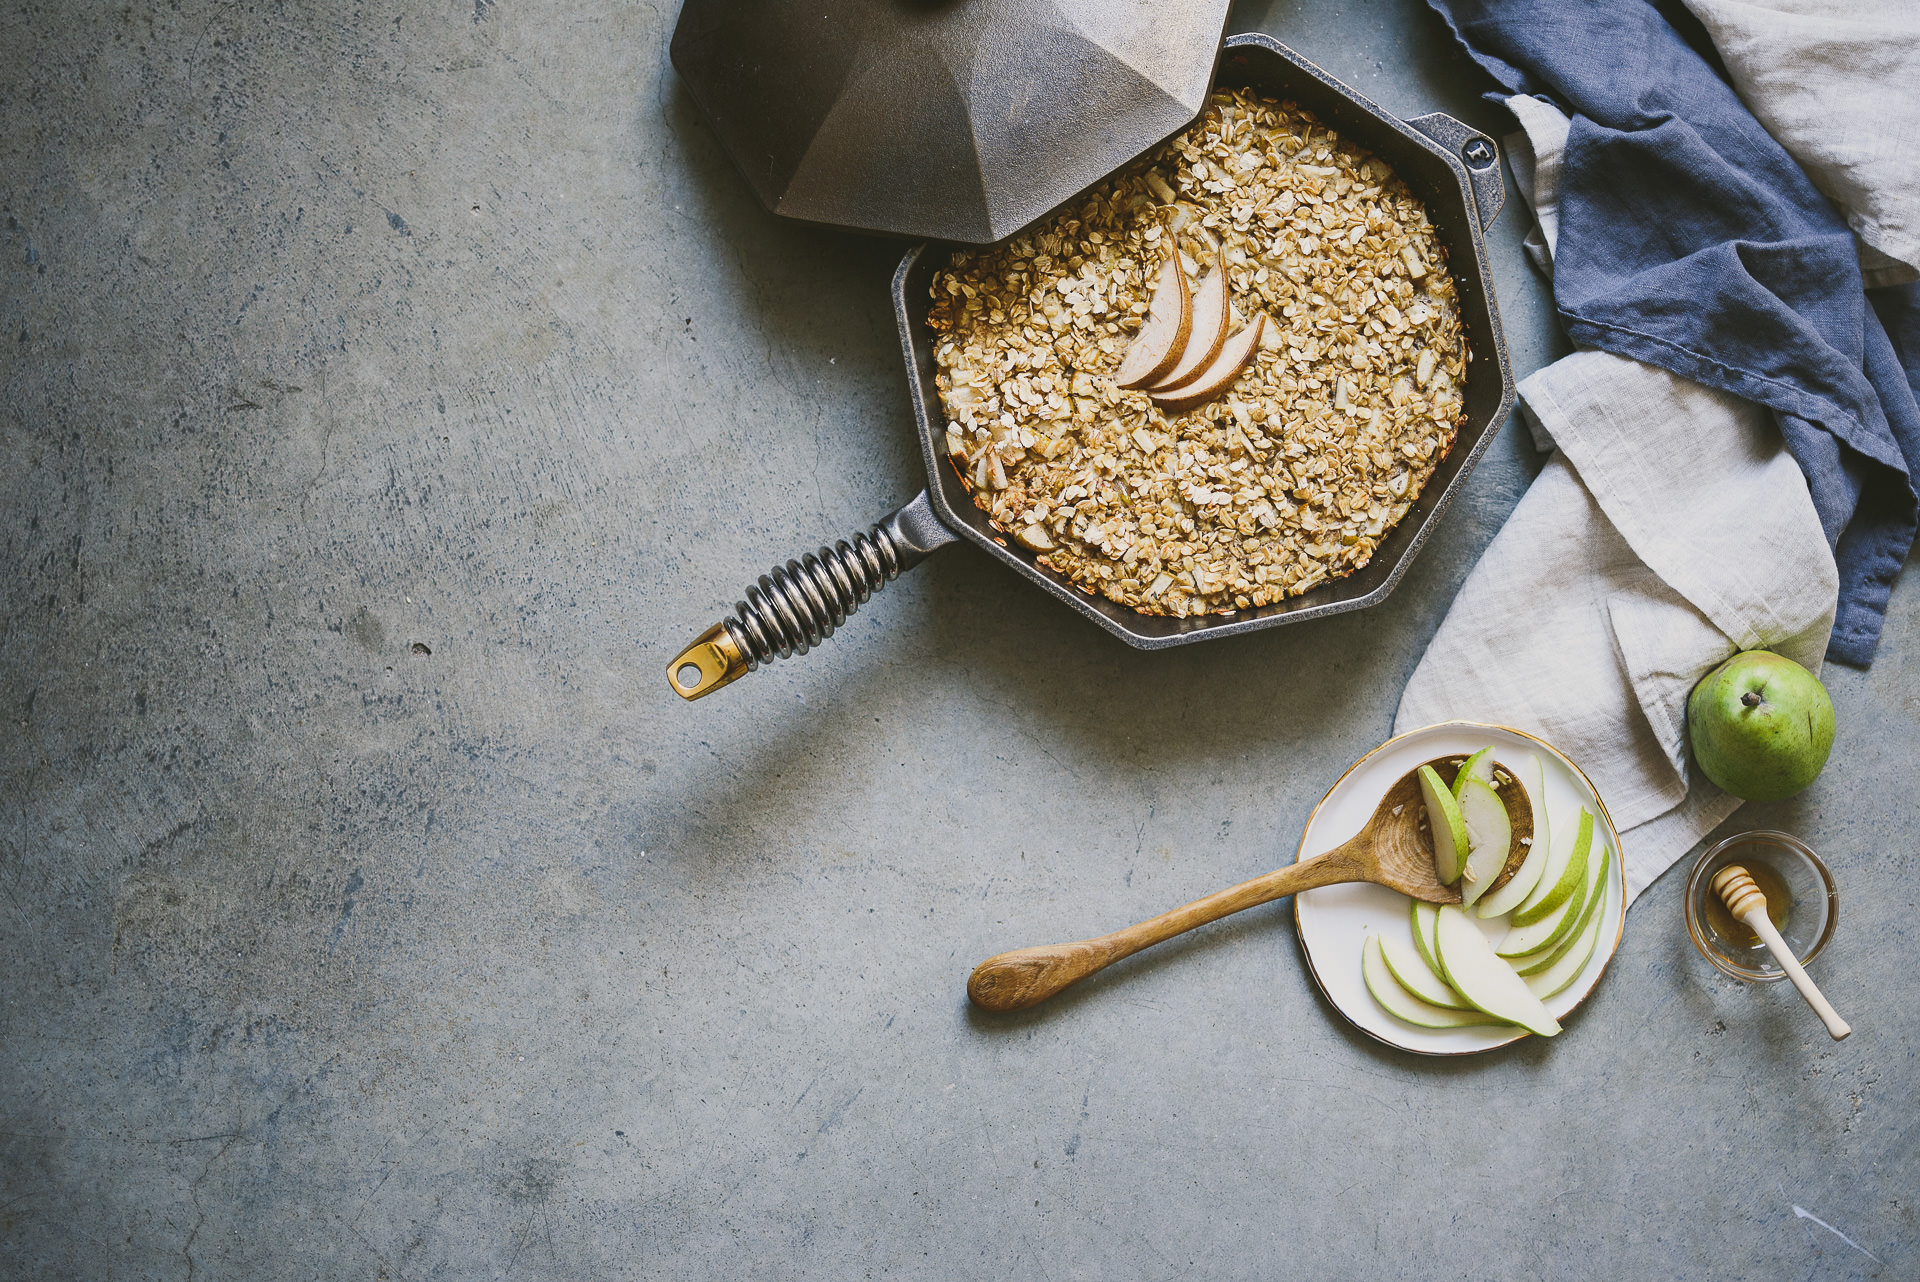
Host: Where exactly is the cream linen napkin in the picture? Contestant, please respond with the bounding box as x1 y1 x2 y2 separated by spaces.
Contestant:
1393 99 1839 906
1682 0 1920 287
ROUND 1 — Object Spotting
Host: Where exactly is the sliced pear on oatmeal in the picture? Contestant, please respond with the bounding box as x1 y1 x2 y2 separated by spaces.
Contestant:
1113 253 1192 388
1150 313 1268 412
1148 245 1229 391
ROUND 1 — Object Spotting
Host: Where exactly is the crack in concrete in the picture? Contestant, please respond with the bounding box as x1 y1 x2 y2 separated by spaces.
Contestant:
181 1132 241 1282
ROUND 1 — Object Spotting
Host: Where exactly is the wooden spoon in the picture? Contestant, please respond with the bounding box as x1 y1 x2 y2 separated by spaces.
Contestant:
968 757 1533 1013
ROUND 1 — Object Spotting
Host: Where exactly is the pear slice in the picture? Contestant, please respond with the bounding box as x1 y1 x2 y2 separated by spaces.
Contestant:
1362 936 1508 1030
1113 253 1192 388
1508 837 1612 973
1525 872 1610 1000
1417 765 1470 884
1512 840 1605 971
1148 247 1229 391
1380 930 1472 1009
1509 933 1573 977
1512 807 1592 927
1502 822 1608 958
1476 754 1551 918
1434 906 1561 1036
1410 898 1442 975
1451 748 1494 799
1150 313 1268 413
1498 879 1582 958
1455 776 1511 908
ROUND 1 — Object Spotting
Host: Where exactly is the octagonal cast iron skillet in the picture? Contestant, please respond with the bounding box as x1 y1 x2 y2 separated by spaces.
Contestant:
669 33 1513 701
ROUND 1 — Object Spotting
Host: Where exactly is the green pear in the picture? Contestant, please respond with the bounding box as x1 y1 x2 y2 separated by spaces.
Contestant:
1503 833 1610 964
1524 882 1609 1000
1687 649 1835 802
1410 899 1442 975
1418 765 1470 884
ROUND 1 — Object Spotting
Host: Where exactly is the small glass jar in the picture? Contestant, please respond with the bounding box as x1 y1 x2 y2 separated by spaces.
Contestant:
1684 830 1837 982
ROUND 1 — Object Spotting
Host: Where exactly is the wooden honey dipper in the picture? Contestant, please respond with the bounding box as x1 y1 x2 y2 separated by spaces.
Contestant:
1710 864 1850 1040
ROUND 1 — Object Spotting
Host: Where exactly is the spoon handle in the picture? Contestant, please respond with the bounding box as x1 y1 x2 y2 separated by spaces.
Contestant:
967 849 1368 1013
1741 907 1851 1041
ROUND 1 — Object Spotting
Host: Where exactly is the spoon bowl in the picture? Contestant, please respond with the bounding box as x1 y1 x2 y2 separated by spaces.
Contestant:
1353 755 1535 902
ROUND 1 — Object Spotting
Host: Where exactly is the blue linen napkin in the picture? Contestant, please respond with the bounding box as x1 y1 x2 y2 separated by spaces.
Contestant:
1425 0 1920 664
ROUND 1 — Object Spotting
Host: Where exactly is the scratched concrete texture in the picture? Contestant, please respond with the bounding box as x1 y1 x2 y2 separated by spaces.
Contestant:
1 0 1913 1277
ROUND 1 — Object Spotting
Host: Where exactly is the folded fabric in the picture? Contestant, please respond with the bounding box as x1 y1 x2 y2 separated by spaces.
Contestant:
1681 0 1920 287
1395 350 1838 904
1424 0 1920 666
1498 93 1569 280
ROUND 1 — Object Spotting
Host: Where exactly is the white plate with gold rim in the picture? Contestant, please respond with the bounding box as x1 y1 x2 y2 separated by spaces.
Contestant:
1293 721 1626 1056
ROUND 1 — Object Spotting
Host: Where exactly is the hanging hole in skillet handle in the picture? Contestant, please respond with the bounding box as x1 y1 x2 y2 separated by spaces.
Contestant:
667 489 960 700
1403 112 1506 232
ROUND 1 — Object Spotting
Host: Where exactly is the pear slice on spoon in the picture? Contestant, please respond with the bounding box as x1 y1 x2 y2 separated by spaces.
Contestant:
1147 245 1229 392
967 757 1533 1013
1476 753 1550 917
1113 253 1193 389
1454 775 1511 907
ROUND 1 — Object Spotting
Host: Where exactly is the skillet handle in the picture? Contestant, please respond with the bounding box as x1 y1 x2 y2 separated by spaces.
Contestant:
667 489 959 700
1404 112 1505 232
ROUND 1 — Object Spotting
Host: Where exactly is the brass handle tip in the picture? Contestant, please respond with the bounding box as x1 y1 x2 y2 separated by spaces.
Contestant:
668 623 750 701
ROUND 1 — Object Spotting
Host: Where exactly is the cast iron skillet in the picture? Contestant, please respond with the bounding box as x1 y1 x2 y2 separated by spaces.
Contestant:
669 33 1513 700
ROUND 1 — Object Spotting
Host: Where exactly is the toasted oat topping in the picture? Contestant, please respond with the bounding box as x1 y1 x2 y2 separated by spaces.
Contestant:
930 89 1469 618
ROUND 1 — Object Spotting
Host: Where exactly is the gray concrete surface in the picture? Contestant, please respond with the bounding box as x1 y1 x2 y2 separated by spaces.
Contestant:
2 0 1913 1277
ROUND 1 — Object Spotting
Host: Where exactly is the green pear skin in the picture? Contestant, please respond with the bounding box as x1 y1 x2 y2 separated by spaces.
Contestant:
1417 765 1470 884
1687 650 1835 802
1362 936 1508 1030
1380 932 1471 1010
1410 899 1442 976
1451 747 1494 799
1511 808 1592 928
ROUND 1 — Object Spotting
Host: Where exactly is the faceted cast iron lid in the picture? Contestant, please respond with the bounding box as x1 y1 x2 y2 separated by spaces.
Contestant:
670 0 1233 244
